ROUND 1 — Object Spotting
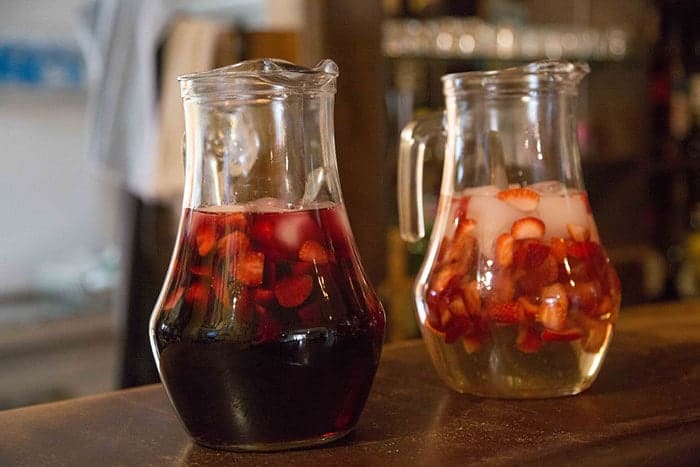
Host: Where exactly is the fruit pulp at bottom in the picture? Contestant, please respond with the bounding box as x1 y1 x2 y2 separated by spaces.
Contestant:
158 328 378 449
422 324 609 398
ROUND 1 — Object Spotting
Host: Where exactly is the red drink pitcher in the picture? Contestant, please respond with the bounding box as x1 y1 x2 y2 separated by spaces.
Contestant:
150 59 385 450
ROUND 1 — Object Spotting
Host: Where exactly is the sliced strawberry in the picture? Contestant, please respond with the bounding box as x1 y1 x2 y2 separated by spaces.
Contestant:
233 251 264 286
298 240 330 264
217 231 251 257
516 324 542 353
567 280 601 315
497 187 540 211
511 217 545 240
541 327 583 342
253 288 275 305
429 265 460 294
163 287 184 310
190 263 212 276
274 274 313 308
538 283 569 330
494 233 514 267
567 240 603 260
517 296 540 317
490 271 516 303
462 333 485 354
514 240 551 269
291 261 314 276
462 280 482 316
448 296 468 317
567 223 590 242
517 255 558 294
219 211 248 232
444 314 473 343
488 301 523 324
549 237 568 261
195 222 217 256
424 314 447 337
185 282 209 306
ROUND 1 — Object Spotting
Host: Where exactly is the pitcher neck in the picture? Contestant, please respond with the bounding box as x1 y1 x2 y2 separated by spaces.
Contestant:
183 61 342 209
443 78 586 193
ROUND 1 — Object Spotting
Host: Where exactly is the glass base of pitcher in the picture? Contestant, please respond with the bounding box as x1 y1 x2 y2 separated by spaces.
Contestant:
192 428 353 452
422 326 610 399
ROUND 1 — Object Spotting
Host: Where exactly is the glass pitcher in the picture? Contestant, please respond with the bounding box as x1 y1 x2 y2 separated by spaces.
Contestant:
149 59 385 451
398 61 621 398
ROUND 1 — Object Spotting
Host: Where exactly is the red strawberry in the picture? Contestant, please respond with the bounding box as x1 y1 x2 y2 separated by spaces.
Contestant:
522 242 551 270
538 283 569 330
253 288 275 305
495 233 514 267
233 251 264 286
462 332 485 353
190 263 212 276
567 280 601 315
517 296 540 317
217 231 251 256
195 222 217 256
511 217 545 240
497 188 540 211
298 240 330 264
541 327 583 342
163 287 184 310
567 240 602 260
516 325 542 353
185 282 209 306
219 212 247 232
291 261 314 276
444 314 473 343
462 280 482 315
517 255 558 294
549 237 568 261
488 301 523 324
274 274 313 308
567 223 590 242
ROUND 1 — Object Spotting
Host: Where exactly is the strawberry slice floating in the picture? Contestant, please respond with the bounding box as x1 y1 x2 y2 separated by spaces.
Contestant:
274 274 314 308
195 222 217 256
234 252 264 286
511 217 546 240
298 240 331 264
488 301 523 324
497 187 540 211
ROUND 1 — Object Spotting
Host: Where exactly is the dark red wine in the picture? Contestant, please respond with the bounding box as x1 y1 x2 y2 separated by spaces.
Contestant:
151 203 385 449
159 328 378 449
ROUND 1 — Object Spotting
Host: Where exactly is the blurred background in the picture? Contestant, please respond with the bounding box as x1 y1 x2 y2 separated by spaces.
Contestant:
0 0 698 408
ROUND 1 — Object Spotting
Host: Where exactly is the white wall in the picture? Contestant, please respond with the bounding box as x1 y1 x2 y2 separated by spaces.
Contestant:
0 0 118 295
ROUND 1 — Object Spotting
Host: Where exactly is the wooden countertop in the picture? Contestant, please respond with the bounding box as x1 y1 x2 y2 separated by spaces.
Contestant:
1 300 699 466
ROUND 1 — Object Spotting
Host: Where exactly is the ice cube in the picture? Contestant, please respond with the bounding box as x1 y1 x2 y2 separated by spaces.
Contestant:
274 211 321 252
467 195 522 256
536 192 588 238
461 185 500 197
528 180 566 195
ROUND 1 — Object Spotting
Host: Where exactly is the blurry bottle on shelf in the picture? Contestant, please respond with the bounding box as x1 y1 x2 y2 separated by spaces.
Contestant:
649 0 700 300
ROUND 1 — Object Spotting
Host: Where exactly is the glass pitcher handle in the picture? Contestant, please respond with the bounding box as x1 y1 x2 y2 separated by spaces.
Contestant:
398 111 445 242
